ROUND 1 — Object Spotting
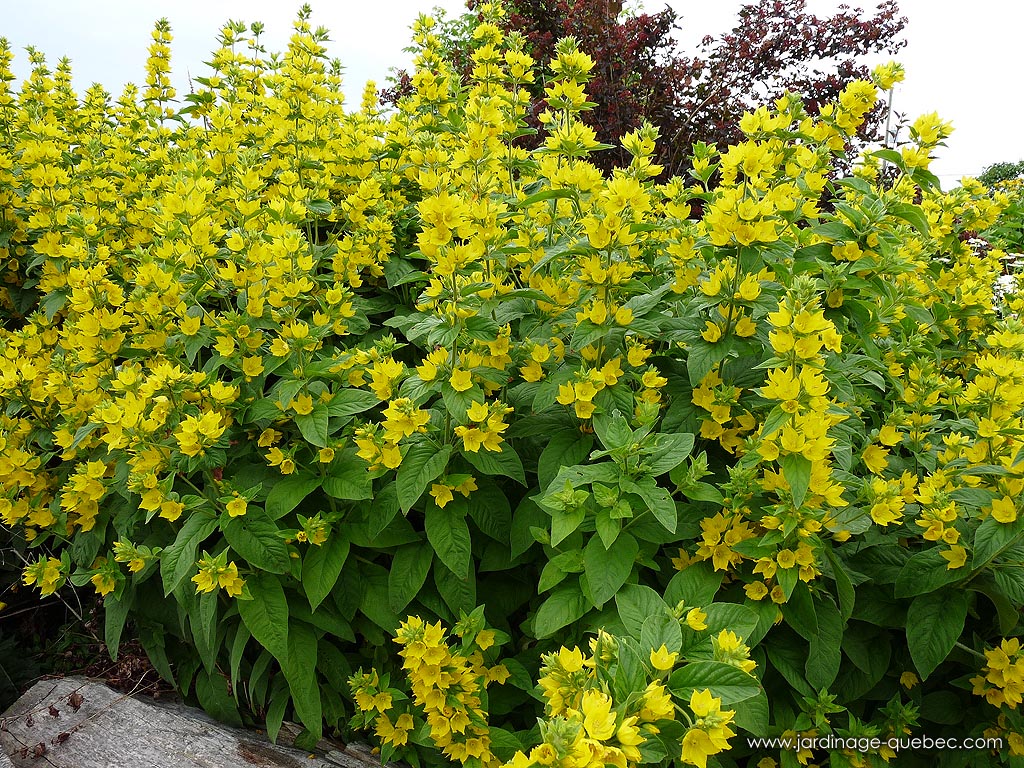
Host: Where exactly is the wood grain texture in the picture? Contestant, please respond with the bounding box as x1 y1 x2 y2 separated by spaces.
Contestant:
0 678 391 768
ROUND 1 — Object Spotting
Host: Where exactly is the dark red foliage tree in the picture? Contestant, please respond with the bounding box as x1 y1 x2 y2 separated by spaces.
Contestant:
421 0 907 177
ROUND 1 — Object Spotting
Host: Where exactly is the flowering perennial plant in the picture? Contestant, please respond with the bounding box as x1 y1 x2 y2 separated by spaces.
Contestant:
2 2 1024 764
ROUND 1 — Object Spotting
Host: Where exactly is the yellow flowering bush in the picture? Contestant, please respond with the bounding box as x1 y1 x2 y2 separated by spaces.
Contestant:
3 2 1024 763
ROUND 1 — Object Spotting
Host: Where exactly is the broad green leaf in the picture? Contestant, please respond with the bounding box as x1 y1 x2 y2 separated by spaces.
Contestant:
301 528 351 611
322 461 373 501
889 201 930 235
781 582 818 641
973 513 1024 569
397 442 452 512
425 497 472 578
238 573 290 664
894 548 962 597
647 433 695 476
265 473 321 519
195 668 242 726
222 508 290 574
593 410 632 451
665 562 722 607
161 514 218 596
104 589 133 661
229 623 251 701
434 559 477 617
583 532 638 607
907 589 969 680
538 431 594 492
535 583 589 638
462 446 527 486
192 589 219 673
805 598 843 690
703 602 760 641
669 661 760 705
640 611 682 656
294 403 329 447
733 690 770 737
781 453 811 509
389 541 433 612
326 388 380 418
466 480 512 543
615 584 668 639
283 621 321 740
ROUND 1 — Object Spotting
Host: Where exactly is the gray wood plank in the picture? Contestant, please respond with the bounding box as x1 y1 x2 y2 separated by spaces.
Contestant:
0 678 387 768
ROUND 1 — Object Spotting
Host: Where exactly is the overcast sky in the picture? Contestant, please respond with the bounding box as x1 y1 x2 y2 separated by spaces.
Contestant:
2 0 1020 187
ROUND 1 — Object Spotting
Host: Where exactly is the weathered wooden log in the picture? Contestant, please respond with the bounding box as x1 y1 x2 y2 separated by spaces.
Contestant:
0 677 390 768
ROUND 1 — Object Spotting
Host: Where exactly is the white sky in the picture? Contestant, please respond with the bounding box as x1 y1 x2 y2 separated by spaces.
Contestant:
2 0 1021 186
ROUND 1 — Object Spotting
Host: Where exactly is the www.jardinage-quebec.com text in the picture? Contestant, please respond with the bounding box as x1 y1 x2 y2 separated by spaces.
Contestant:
747 735 1005 752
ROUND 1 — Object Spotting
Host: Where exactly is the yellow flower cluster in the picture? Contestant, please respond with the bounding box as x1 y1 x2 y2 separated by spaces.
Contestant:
972 638 1024 710
352 614 509 766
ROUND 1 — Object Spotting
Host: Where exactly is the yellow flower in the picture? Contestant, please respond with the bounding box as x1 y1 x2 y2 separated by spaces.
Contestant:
226 496 248 517
900 671 919 689
650 644 679 671
991 496 1018 524
431 483 454 508
581 689 616 741
861 444 889 474
686 607 708 631
940 545 967 569
450 368 473 392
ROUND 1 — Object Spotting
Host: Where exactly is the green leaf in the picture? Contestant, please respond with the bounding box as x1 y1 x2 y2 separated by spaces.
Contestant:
669 661 760 705
265 679 289 744
229 623 251 701
397 442 452 512
593 410 632 451
973 514 1024 569
907 589 968 680
294 403 330 447
192 589 219 674
222 508 290 574
283 621 321 741
583 532 638 607
434 559 477 617
104 589 132 662
640 612 682 656
301 529 351 611
889 201 930 235
895 548 962 597
825 548 856 622
806 598 843 690
462 446 527 486
322 462 374 501
516 187 576 208
466 480 512 543
781 453 812 509
615 585 668 639
781 582 818 641
634 481 677 532
733 690 770 737
665 562 722 607
161 514 218 596
265 474 321 519
647 433 695 476
535 583 589 638
425 497 472 578
389 542 433 612
195 668 242 726
237 573 290 664
326 388 380 418
539 432 594 491
703 603 760 641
